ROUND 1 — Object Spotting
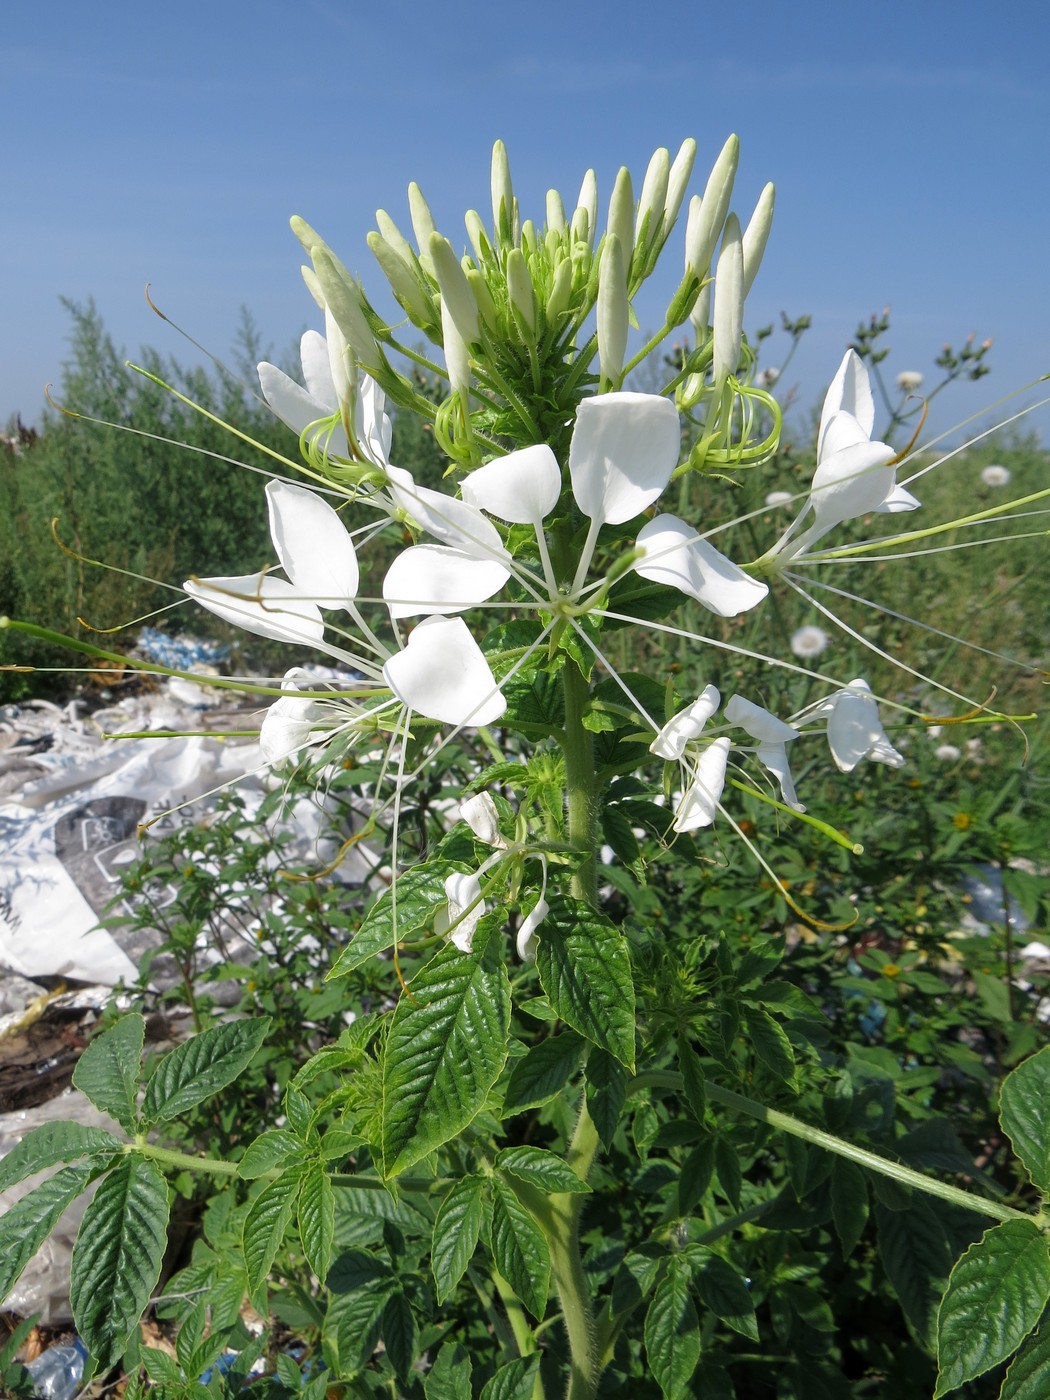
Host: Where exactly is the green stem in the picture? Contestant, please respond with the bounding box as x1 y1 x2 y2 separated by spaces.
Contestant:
131 1141 240 1178
631 1073 1031 1225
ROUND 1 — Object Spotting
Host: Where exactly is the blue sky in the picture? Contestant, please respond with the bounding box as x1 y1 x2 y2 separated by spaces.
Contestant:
3 0 1048 444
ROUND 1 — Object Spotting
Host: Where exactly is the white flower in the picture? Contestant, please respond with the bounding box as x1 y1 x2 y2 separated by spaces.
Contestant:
634 515 768 617
789 625 829 659
516 895 548 963
724 694 804 811
650 685 721 760
757 366 780 389
981 464 1012 487
935 743 962 762
765 350 920 566
765 490 792 508
673 737 731 832
896 370 924 392
568 392 681 528
434 870 487 953
259 667 361 767
383 617 507 726
460 792 507 848
795 678 904 773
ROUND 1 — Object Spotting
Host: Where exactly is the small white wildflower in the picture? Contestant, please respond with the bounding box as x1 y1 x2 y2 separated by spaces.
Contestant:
757 366 780 388
896 370 924 392
764 490 793 509
980 464 1011 487
935 743 962 762
789 625 829 659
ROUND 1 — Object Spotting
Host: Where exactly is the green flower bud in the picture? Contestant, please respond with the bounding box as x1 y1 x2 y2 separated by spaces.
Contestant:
597 232 628 388
690 282 712 341
408 182 437 273
546 188 567 234
521 218 540 260
607 167 635 270
440 295 471 398
573 169 598 249
664 271 701 329
742 182 775 296
635 147 669 249
505 247 536 337
662 138 697 236
685 134 739 279
367 232 436 330
465 266 500 334
491 139 515 241
464 209 494 267
375 210 417 268
301 264 325 311
290 214 324 256
544 257 573 322
712 213 743 386
310 244 384 375
428 233 481 343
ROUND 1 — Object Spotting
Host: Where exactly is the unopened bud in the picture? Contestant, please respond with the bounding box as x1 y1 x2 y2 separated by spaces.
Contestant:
367 232 435 329
464 209 493 267
311 244 384 375
690 283 712 341
635 147 669 248
521 219 539 259
301 264 325 311
662 138 697 236
429 233 480 343
440 296 471 398
465 267 500 333
408 183 437 272
685 134 739 280
546 188 567 234
597 232 628 387
676 371 706 412
741 182 775 296
505 248 536 337
664 272 701 329
712 214 743 385
375 210 417 268
545 257 574 322
573 169 598 249
491 139 515 242
607 167 635 271
290 214 323 256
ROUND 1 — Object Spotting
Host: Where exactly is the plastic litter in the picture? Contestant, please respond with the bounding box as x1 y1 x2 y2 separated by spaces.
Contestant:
24 1337 88 1399
136 626 229 670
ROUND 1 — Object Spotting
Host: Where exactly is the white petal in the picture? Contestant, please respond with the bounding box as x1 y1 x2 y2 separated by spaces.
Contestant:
818 409 869 461
383 544 509 619
260 692 327 766
757 741 804 810
823 680 905 772
382 616 507 726
266 480 359 607
460 792 506 847
258 362 347 457
434 871 486 952
673 737 730 832
184 573 324 646
461 444 562 526
516 896 548 962
808 441 897 533
299 329 338 406
387 466 506 559
569 393 681 526
650 684 721 759
635 515 768 617
877 483 922 513
819 349 874 454
724 694 799 745
357 374 392 466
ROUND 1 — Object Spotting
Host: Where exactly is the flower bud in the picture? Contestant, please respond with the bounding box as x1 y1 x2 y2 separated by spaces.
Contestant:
464 209 493 266
505 247 536 337
662 138 697 236
712 214 744 385
491 139 515 242
664 272 701 329
690 283 712 341
310 244 384 375
597 232 628 387
290 214 323 256
521 218 539 259
367 231 435 329
573 169 598 248
545 256 574 322
546 188 567 234
408 182 437 273
375 210 417 268
685 133 739 279
301 264 325 311
428 232 481 343
635 147 669 250
607 167 635 271
440 296 471 399
741 182 775 296
465 267 500 334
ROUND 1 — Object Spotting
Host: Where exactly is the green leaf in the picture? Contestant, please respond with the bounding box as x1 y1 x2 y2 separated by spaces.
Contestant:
586 1048 628 1149
323 1282 391 1378
1002 1320 1050 1399
875 1196 955 1347
381 927 511 1176
382 1289 417 1381
676 1034 707 1121
237 1128 307 1179
0 1120 122 1193
327 861 453 979
644 1258 701 1399
743 1007 797 1086
611 1247 663 1317
242 1168 302 1300
536 896 635 1068
1000 1046 1050 1192
142 1017 271 1126
502 1030 584 1114
328 1246 397 1294
431 1174 485 1303
496 1145 590 1194
490 1177 550 1321
830 1156 869 1259
70 1156 170 1374
677 1139 715 1216
687 1247 759 1341
297 1161 335 1283
935 1219 1050 1396
71 1013 144 1131
424 1340 473 1400
0 1162 100 1303
479 1355 542 1400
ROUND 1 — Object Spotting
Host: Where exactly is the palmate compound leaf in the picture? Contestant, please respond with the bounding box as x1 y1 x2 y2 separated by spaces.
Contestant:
934 1219 1050 1397
71 1012 144 1132
69 1156 170 1375
535 895 636 1069
999 1045 1050 1193
142 1016 271 1125
381 918 511 1177
327 860 455 980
